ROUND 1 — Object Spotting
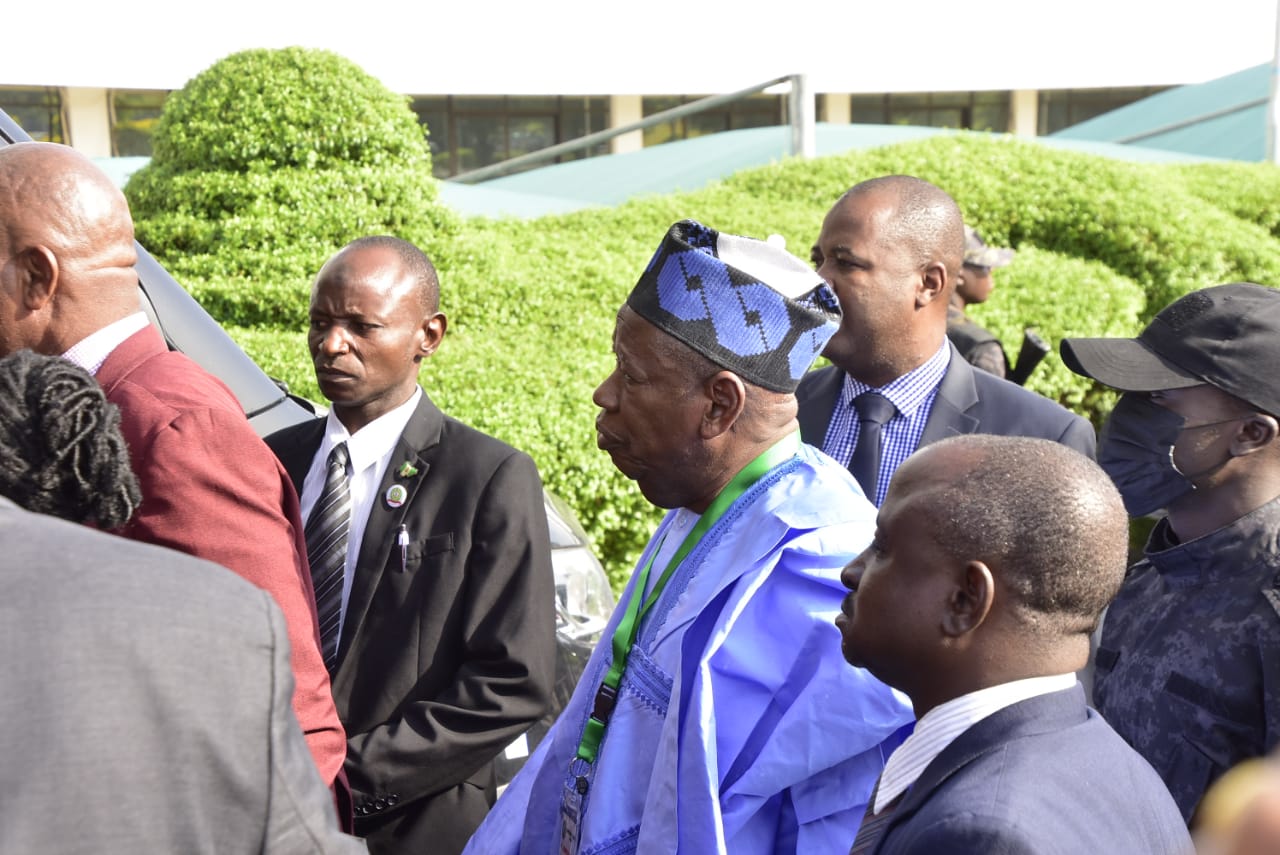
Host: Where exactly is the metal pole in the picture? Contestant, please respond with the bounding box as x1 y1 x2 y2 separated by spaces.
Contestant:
1270 0 1280 162
789 73 815 159
450 75 793 184
1117 97 1268 144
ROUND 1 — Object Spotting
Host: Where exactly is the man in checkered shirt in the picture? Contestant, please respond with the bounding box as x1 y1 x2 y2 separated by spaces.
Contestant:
800 175 1094 506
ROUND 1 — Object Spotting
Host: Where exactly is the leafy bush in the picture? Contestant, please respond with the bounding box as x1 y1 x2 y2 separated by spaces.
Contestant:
434 135 1279 582
144 47 431 173
962 247 1141 418
133 77 1280 587
1165 161 1280 240
125 47 459 314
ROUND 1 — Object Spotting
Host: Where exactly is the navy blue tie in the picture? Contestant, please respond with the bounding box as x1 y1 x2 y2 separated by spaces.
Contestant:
850 392 896 503
849 781 904 855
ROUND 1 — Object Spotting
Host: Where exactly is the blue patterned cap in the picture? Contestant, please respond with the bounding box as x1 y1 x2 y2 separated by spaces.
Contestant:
626 220 842 392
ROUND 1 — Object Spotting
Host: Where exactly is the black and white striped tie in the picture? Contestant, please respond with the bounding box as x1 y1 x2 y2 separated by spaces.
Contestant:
305 441 351 673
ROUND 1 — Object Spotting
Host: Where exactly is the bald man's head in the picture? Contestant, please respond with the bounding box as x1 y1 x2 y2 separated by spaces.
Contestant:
0 142 140 355
837 175 965 277
904 434 1128 636
813 175 965 383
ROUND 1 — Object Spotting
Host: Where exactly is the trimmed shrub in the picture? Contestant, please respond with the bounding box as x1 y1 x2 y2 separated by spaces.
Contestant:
143 48 430 173
961 247 1141 418
1165 161 1280 240
125 47 460 315
135 85 1280 586
427 135 1279 581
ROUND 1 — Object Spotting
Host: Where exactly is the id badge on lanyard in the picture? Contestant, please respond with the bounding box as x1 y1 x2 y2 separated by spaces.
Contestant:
559 762 590 855
562 436 799 854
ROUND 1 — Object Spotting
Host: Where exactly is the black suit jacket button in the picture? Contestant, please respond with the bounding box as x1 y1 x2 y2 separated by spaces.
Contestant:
386 794 399 806
374 799 387 811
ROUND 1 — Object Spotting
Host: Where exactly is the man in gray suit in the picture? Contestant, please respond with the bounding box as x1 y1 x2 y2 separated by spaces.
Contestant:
0 504 367 853
801 175 1094 506
0 238 362 854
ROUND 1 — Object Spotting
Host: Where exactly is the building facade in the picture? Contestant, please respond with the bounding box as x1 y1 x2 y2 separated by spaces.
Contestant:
0 83 1169 179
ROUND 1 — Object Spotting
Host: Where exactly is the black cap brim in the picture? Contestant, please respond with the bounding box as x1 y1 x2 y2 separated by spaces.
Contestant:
1060 337 1203 391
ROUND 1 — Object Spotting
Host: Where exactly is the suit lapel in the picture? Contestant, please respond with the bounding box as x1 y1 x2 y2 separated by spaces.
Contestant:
797 366 843 446
918 344 980 447
801 354 982 452
886 685 1088 837
334 393 443 671
275 420 327 493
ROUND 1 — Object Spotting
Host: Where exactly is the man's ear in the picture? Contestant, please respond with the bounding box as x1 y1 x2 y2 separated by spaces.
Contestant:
942 560 995 637
701 370 746 439
16 245 59 310
415 312 447 362
916 260 947 308
1234 413 1279 456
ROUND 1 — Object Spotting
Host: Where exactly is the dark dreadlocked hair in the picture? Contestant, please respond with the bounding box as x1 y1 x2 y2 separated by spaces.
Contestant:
0 350 141 529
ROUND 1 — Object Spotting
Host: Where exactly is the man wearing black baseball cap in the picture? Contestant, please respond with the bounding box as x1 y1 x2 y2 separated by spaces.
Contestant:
1060 282 1280 825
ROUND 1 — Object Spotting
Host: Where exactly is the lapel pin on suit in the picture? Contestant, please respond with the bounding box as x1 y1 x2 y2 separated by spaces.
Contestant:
387 460 420 509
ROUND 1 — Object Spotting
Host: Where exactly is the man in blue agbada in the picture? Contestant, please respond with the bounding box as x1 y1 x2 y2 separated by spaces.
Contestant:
464 220 914 855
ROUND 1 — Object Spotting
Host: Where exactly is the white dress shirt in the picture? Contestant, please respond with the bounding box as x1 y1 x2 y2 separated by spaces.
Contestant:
298 387 422 640
61 312 150 375
873 672 1079 813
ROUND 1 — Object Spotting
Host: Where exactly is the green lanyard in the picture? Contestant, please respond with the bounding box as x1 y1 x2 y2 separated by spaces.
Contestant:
574 432 800 766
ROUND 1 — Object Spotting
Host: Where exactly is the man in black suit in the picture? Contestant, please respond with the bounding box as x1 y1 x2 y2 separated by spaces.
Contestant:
835 434 1191 855
802 175 1094 506
266 236 556 855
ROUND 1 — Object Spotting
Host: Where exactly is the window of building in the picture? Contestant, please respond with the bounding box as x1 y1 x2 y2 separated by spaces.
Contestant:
849 91 1011 131
641 94 783 147
1037 86 1169 135
410 96 610 178
0 86 65 142
110 90 168 156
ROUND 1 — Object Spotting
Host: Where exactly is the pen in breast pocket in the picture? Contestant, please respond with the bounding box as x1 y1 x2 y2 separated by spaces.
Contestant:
397 524 409 572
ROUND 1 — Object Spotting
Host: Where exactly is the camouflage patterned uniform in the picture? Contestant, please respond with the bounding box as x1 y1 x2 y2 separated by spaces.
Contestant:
946 304 1008 379
1093 497 1280 822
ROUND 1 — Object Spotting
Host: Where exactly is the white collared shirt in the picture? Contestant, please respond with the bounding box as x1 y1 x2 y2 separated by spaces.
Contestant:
873 672 1079 813
299 387 422 639
61 312 150 375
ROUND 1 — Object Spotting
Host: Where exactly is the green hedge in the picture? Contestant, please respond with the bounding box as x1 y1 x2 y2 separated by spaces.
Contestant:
133 69 1280 587
126 47 459 324
436 138 1278 583
144 47 432 173
130 166 459 313
961 246 1142 418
